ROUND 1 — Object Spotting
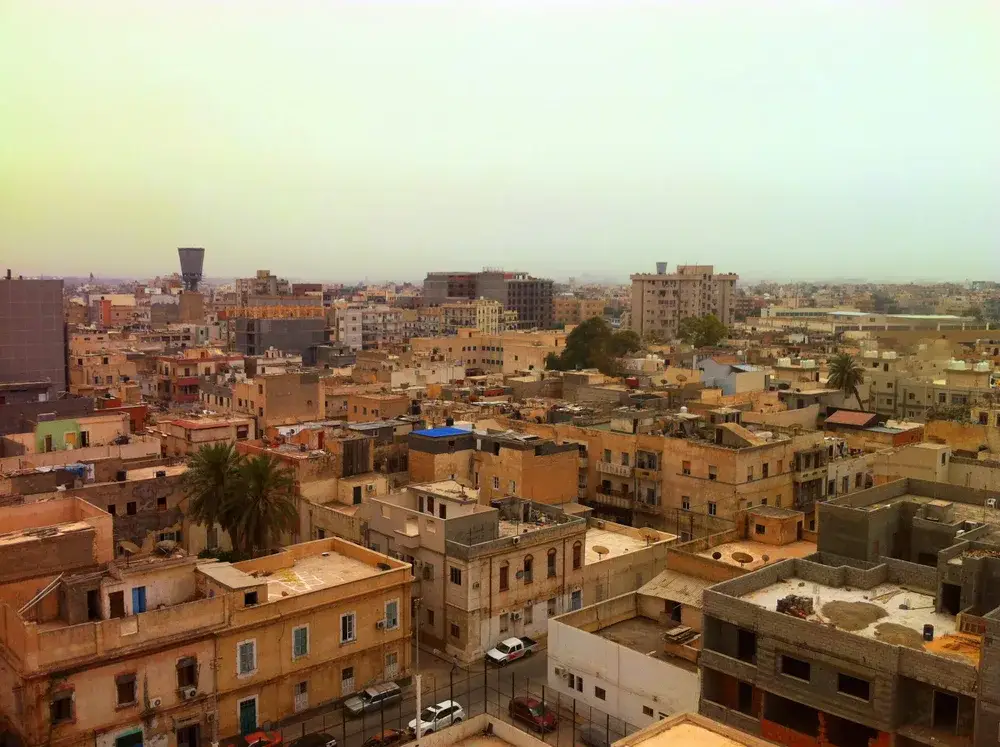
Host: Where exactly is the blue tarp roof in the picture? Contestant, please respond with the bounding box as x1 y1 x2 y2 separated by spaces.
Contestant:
413 426 470 438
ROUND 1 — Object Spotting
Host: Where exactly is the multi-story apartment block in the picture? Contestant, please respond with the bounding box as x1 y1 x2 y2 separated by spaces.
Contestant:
553 296 607 326
0 274 67 404
333 305 403 351
699 479 1000 747
0 521 411 747
630 263 738 340
407 426 580 505
866 352 996 422
68 352 139 396
155 415 255 457
153 349 243 406
422 271 554 329
409 329 567 375
236 269 291 304
504 274 554 329
232 372 323 429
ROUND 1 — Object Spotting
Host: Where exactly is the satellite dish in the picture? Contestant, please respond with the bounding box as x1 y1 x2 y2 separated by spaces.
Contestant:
593 545 609 560
732 551 754 567
761 554 770 563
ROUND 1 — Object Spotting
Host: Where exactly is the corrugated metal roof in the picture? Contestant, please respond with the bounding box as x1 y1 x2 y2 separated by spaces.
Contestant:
824 410 878 427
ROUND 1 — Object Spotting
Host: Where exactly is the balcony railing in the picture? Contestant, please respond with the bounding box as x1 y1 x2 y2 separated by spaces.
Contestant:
593 488 635 509
635 467 660 481
597 461 634 478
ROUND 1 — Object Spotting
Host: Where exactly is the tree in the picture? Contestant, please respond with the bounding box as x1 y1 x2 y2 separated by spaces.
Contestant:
223 454 299 556
183 442 244 549
545 317 641 375
827 352 866 410
963 305 984 323
677 315 728 348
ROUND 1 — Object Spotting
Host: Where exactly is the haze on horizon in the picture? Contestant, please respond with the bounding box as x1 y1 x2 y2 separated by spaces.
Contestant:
2 0 998 284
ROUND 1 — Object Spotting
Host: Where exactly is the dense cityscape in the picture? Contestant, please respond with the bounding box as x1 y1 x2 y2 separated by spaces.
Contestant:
0 251 998 747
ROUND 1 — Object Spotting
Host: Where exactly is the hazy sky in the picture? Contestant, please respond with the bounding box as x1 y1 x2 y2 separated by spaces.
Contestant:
3 1 998 283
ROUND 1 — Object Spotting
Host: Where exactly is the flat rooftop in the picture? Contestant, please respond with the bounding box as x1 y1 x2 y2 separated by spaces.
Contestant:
697 539 815 571
0 520 93 548
585 527 675 564
741 576 980 665
415 480 480 502
262 553 379 598
125 464 188 481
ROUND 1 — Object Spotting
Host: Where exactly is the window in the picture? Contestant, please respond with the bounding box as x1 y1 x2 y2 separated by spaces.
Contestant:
708 502 717 516
500 613 509 632
439 504 447 519
523 556 533 583
107 504 116 515
499 563 509 591
492 476 500 490
244 591 258 606
177 657 197 688
157 497 167 511
116 673 137 706
238 640 257 675
450 623 460 638
340 613 356 643
682 496 690 511
762 463 769 478
643 706 654 717
524 604 533 624
427 496 435 513
708 466 718 481
572 542 582 570
747 467 754 481
777 460 783 473
509 480 516 494
682 460 691 475
837 673 871 700
292 626 309 658
755 524 765 535
780 655 810 681
51 691 73 724
427 608 435 625
450 567 462 585
595 687 606 700
547 598 557 616
126 502 137 516
385 599 399 630
855 473 863 488
547 549 557 578
621 452 629 467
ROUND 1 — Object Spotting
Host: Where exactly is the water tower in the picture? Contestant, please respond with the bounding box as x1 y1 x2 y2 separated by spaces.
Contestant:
178 247 205 291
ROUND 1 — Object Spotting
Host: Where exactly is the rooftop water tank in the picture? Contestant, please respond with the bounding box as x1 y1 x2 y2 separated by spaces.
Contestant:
777 357 792 367
801 359 816 368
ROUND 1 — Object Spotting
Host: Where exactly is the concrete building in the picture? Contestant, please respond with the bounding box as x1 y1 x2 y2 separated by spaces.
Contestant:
553 296 606 327
155 416 255 458
68 352 139 396
153 349 243 406
346 392 411 423
407 427 580 505
0 274 67 404
0 527 411 747
699 478 1000 746
233 316 326 357
504 274 554 329
630 264 738 340
409 329 567 376
236 269 291 304
0 411 133 455
233 372 323 429
422 271 554 329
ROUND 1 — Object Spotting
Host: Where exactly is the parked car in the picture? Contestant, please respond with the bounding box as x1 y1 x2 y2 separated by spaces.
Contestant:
507 697 558 732
243 732 282 747
292 734 337 747
407 700 466 734
485 637 538 666
578 725 614 747
344 682 403 717
362 730 404 747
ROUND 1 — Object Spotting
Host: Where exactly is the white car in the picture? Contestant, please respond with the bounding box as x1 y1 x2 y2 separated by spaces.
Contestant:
407 700 465 734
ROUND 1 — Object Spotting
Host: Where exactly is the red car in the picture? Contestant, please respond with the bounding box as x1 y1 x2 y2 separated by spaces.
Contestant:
508 697 558 732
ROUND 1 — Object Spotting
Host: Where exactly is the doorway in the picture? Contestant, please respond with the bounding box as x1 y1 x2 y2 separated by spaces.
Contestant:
238 697 258 735
115 731 143 747
86 590 101 621
941 583 962 616
131 586 147 614
109 591 126 618
353 486 362 505
177 725 200 747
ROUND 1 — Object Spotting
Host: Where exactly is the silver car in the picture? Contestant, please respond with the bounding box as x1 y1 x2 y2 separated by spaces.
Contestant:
344 682 403 718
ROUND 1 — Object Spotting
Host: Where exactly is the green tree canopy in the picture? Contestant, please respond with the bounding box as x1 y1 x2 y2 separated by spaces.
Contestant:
182 442 243 549
827 352 866 410
677 315 728 348
545 317 641 375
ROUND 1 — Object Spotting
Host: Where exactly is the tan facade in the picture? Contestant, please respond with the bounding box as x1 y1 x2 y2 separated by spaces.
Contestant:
68 352 139 395
346 393 410 423
630 264 737 340
0 535 411 747
233 372 323 428
472 443 579 506
553 297 606 326
157 417 255 457
409 329 567 375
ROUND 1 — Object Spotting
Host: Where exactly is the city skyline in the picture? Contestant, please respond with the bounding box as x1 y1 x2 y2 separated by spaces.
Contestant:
4 1 999 281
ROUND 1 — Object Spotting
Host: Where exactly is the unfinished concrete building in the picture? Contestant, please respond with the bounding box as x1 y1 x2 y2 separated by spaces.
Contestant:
699 478 1000 747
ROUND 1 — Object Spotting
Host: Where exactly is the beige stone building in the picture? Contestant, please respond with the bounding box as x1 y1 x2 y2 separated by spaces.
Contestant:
0 521 411 747
553 296 606 326
410 329 567 375
630 263 737 340
233 372 323 429
155 416 255 458
365 483 676 663
68 352 139 396
346 392 410 423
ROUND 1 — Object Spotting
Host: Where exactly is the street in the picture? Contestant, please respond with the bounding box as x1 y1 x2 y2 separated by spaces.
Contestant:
267 643 624 747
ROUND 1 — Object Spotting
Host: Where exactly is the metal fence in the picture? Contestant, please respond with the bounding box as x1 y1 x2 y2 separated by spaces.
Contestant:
269 659 642 747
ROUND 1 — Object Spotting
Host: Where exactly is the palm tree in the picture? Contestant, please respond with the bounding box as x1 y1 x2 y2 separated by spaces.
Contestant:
827 353 867 410
224 454 298 557
183 442 244 549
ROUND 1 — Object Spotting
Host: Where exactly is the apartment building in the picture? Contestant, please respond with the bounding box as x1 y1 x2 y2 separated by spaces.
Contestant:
236 269 291 304
153 349 243 406
630 263 738 340
233 372 323 429
866 352 996 421
407 426 580 505
505 274 554 329
0 274 67 404
156 416 255 457
0 523 411 747
410 328 567 375
699 479 1000 746
553 296 606 326
438 298 506 335
1 411 132 456
422 271 554 329
68 352 139 396
332 305 403 351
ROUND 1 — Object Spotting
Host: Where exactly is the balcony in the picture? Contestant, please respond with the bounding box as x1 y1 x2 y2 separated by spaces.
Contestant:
593 488 635 509
635 466 660 481
597 461 633 478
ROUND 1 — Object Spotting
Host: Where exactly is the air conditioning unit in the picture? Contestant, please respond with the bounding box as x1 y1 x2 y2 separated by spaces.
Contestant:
554 666 565 676
150 697 162 709
180 687 198 700
376 620 386 630
512 536 520 545
988 498 997 509
511 612 521 620
472 582 480 590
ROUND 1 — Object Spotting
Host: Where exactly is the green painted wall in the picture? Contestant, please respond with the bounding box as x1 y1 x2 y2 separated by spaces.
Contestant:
35 418 81 452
